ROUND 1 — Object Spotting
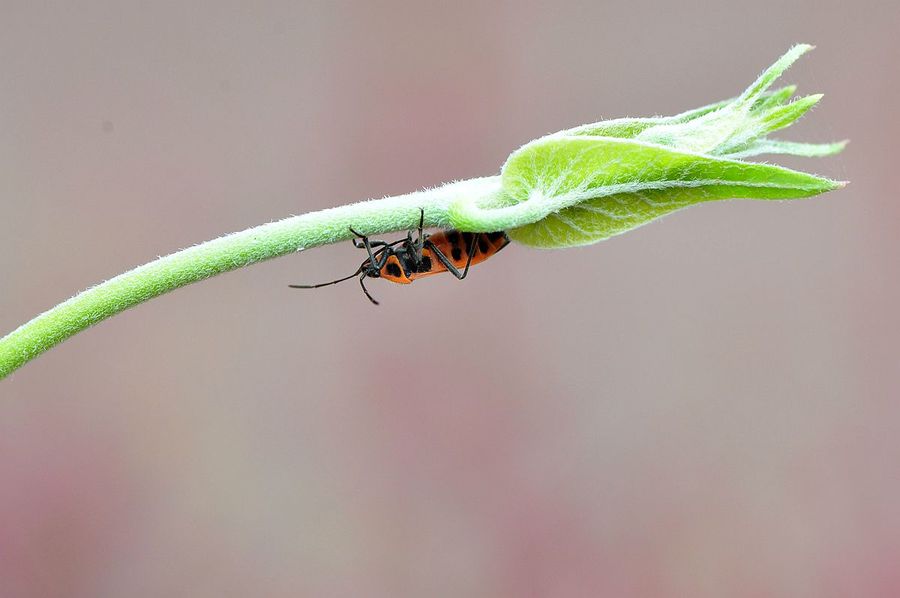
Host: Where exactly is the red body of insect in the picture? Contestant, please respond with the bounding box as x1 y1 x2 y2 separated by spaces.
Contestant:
289 211 510 304
378 230 510 284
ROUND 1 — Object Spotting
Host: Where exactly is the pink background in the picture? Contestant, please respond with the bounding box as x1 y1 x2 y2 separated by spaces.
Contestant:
2 1 898 596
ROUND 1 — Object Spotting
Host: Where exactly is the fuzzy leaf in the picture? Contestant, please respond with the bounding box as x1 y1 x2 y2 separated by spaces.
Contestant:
500 136 842 248
634 45 818 155
714 94 824 156
470 44 847 248
754 85 797 110
725 139 848 159
758 94 822 133
559 87 795 140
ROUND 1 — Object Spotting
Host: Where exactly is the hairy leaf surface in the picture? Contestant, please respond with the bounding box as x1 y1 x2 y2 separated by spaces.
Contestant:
501 136 841 248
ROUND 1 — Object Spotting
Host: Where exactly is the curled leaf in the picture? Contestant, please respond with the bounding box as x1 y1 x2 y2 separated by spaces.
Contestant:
453 44 846 248
501 136 842 247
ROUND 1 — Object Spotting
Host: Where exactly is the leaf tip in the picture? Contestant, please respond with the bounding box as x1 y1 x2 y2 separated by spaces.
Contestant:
818 177 849 192
739 44 816 107
779 43 815 68
806 92 825 102
791 92 825 112
818 139 850 158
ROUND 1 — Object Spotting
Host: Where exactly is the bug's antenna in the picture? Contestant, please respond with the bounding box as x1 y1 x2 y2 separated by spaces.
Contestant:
358 273 379 305
290 265 381 305
289 265 364 290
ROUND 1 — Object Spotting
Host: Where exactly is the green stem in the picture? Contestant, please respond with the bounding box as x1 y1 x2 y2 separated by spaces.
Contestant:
0 177 503 379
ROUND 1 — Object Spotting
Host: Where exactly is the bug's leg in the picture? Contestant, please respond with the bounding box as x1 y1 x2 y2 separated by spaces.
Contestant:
426 242 464 279
349 226 366 247
372 246 393 271
359 271 379 305
352 238 389 249
415 208 425 260
425 233 478 280
349 227 389 250
355 250 389 305
351 230 385 272
459 233 479 279
405 232 417 268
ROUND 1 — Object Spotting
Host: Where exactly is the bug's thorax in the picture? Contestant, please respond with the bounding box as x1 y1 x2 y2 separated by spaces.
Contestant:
361 241 413 284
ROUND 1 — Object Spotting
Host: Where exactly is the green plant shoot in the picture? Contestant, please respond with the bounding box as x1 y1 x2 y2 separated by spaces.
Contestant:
0 44 845 380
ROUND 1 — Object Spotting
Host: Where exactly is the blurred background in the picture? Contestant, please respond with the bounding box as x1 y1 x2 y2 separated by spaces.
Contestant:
1 1 898 596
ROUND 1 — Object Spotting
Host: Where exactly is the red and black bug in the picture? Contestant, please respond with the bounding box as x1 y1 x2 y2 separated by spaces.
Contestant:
289 209 510 305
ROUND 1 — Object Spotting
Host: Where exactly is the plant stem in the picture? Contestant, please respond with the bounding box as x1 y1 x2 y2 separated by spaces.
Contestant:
0 177 502 380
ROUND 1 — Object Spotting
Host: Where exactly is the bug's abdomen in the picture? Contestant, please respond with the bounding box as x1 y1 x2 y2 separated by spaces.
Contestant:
409 230 510 281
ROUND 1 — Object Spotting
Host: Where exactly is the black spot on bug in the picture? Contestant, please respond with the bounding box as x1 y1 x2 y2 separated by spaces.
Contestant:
418 256 432 272
451 247 462 261
447 231 461 246
478 237 489 254
487 231 505 242
386 262 402 278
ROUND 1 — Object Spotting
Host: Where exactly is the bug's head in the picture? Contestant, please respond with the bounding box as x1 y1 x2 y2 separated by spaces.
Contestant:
360 260 380 279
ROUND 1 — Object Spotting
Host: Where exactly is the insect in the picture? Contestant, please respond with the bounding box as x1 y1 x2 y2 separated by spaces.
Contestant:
289 209 510 305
